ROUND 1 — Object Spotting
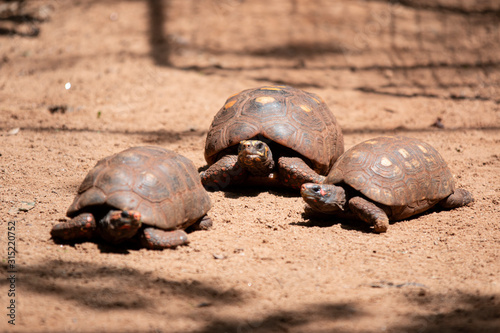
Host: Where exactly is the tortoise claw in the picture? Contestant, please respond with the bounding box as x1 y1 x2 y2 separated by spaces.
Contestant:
349 196 389 233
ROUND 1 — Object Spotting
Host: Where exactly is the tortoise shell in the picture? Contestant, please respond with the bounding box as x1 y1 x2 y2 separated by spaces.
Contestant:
67 146 211 230
204 85 344 175
325 136 455 207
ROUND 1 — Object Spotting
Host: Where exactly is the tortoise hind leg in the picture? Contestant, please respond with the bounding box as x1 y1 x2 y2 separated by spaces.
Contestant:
348 196 389 233
439 188 474 209
200 155 247 191
50 213 97 242
186 215 213 232
278 157 326 189
139 228 189 250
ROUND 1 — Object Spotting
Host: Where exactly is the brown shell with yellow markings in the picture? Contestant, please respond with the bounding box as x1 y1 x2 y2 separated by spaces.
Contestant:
204 85 344 175
67 146 211 230
326 136 455 207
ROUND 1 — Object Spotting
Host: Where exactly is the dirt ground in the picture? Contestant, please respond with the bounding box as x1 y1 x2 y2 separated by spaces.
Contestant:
1 0 499 332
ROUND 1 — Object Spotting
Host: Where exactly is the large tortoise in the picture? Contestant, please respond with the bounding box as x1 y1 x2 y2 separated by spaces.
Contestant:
50 146 212 249
301 136 473 232
201 85 344 190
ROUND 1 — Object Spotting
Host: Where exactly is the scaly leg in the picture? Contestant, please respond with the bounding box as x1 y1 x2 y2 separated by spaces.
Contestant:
186 215 213 231
50 213 96 241
349 196 389 233
200 155 247 191
278 157 326 189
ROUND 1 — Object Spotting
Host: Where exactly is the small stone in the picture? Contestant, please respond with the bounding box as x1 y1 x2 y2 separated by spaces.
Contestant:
7 128 20 135
18 201 36 212
213 253 226 260
196 302 212 308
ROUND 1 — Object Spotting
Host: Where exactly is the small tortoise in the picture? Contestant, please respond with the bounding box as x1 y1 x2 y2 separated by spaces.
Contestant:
51 146 212 249
301 136 473 232
201 85 344 190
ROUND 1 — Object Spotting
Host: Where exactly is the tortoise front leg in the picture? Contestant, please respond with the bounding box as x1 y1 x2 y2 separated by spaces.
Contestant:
439 188 474 209
278 157 326 189
50 213 97 241
348 196 389 233
200 155 247 191
139 228 189 250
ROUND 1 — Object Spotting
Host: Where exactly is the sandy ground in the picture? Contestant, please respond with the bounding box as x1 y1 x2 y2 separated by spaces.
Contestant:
1 1 499 332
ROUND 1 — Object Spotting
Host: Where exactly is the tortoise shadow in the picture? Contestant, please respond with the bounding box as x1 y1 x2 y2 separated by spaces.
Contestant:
294 203 471 234
50 229 207 254
51 237 129 254
203 183 300 199
223 186 299 199
292 211 373 233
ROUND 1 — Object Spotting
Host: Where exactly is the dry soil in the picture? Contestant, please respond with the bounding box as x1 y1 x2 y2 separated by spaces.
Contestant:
1 1 499 332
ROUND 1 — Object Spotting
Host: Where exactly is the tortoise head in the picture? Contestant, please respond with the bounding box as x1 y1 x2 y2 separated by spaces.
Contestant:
237 140 275 176
98 210 142 244
301 183 347 213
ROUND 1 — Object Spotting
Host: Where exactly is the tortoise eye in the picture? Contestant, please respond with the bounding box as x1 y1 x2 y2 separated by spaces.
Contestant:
256 142 263 150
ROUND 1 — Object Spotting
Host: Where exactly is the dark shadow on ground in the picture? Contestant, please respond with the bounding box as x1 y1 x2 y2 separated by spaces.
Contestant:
292 210 371 233
193 301 363 333
222 186 300 199
0 0 48 37
295 200 474 233
0 260 243 310
0 125 207 145
368 0 500 15
12 290 500 333
50 225 210 254
340 125 500 135
0 25 37 37
393 290 500 333
2 125 499 150
355 84 500 104
4 257 497 332
192 290 499 333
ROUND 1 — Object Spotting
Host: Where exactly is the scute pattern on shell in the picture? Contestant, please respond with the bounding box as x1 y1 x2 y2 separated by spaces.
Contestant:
205 85 344 175
66 146 211 230
326 136 455 207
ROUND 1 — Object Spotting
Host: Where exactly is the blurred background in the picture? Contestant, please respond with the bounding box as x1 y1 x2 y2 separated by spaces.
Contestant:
2 0 499 103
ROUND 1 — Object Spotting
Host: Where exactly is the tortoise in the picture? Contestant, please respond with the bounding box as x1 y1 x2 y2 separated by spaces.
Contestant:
200 85 344 190
301 136 473 232
50 146 212 249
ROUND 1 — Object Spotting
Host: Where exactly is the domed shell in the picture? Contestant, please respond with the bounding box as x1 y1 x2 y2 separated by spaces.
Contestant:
67 146 211 230
204 85 344 175
325 136 455 206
